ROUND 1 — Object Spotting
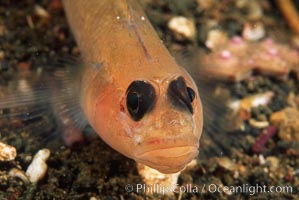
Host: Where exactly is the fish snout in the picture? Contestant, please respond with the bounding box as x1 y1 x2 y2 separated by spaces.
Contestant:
135 145 198 174
148 109 195 137
134 136 199 173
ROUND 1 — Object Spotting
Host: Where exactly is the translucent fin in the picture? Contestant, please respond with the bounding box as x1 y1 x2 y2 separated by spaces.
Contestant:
0 60 88 146
50 66 88 146
0 69 56 147
197 81 234 158
51 57 93 145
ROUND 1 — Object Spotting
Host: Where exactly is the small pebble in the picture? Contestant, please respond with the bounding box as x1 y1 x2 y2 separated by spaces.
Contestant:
270 107 299 141
258 154 266 165
168 16 196 41
26 149 50 183
266 156 279 171
0 142 17 161
215 157 237 171
205 29 228 50
25 155 33 162
242 22 265 41
34 5 50 19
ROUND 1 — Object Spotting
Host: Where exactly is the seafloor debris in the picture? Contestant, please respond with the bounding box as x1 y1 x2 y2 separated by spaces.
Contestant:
137 163 180 194
270 107 299 142
198 36 299 81
214 157 238 171
0 142 17 161
34 5 50 19
229 91 274 113
26 149 50 183
168 16 196 41
266 156 279 172
248 118 269 129
8 168 30 184
242 22 265 41
205 29 228 50
251 126 277 154
228 91 274 130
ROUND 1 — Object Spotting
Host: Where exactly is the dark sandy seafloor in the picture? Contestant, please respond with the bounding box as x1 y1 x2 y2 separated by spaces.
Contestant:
0 0 299 199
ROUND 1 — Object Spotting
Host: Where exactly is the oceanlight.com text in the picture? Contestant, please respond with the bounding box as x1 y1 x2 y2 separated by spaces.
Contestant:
125 183 293 195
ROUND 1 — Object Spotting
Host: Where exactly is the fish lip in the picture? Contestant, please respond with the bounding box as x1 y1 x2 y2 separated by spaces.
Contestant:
133 136 199 173
134 136 199 156
136 145 199 159
135 146 199 173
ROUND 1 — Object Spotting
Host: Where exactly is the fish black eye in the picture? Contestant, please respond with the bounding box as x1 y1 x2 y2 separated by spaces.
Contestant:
127 92 139 112
167 76 196 114
126 80 156 121
187 87 195 102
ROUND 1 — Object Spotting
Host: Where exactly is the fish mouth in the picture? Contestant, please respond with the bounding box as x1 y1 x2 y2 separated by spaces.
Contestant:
135 145 199 174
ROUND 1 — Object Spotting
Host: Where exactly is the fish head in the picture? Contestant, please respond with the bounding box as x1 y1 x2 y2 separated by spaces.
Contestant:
87 72 203 174
129 74 203 173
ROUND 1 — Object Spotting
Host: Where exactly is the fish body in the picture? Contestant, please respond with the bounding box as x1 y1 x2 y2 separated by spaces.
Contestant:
62 0 203 173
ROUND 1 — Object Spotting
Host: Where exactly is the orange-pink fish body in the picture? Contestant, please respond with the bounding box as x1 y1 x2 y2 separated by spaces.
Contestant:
63 0 203 173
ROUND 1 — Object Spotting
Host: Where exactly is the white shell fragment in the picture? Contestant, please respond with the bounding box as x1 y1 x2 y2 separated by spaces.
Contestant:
248 118 269 128
26 149 50 183
205 29 228 50
137 163 180 194
229 91 274 112
242 22 265 41
34 5 50 19
0 142 17 161
9 168 30 184
168 16 196 40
